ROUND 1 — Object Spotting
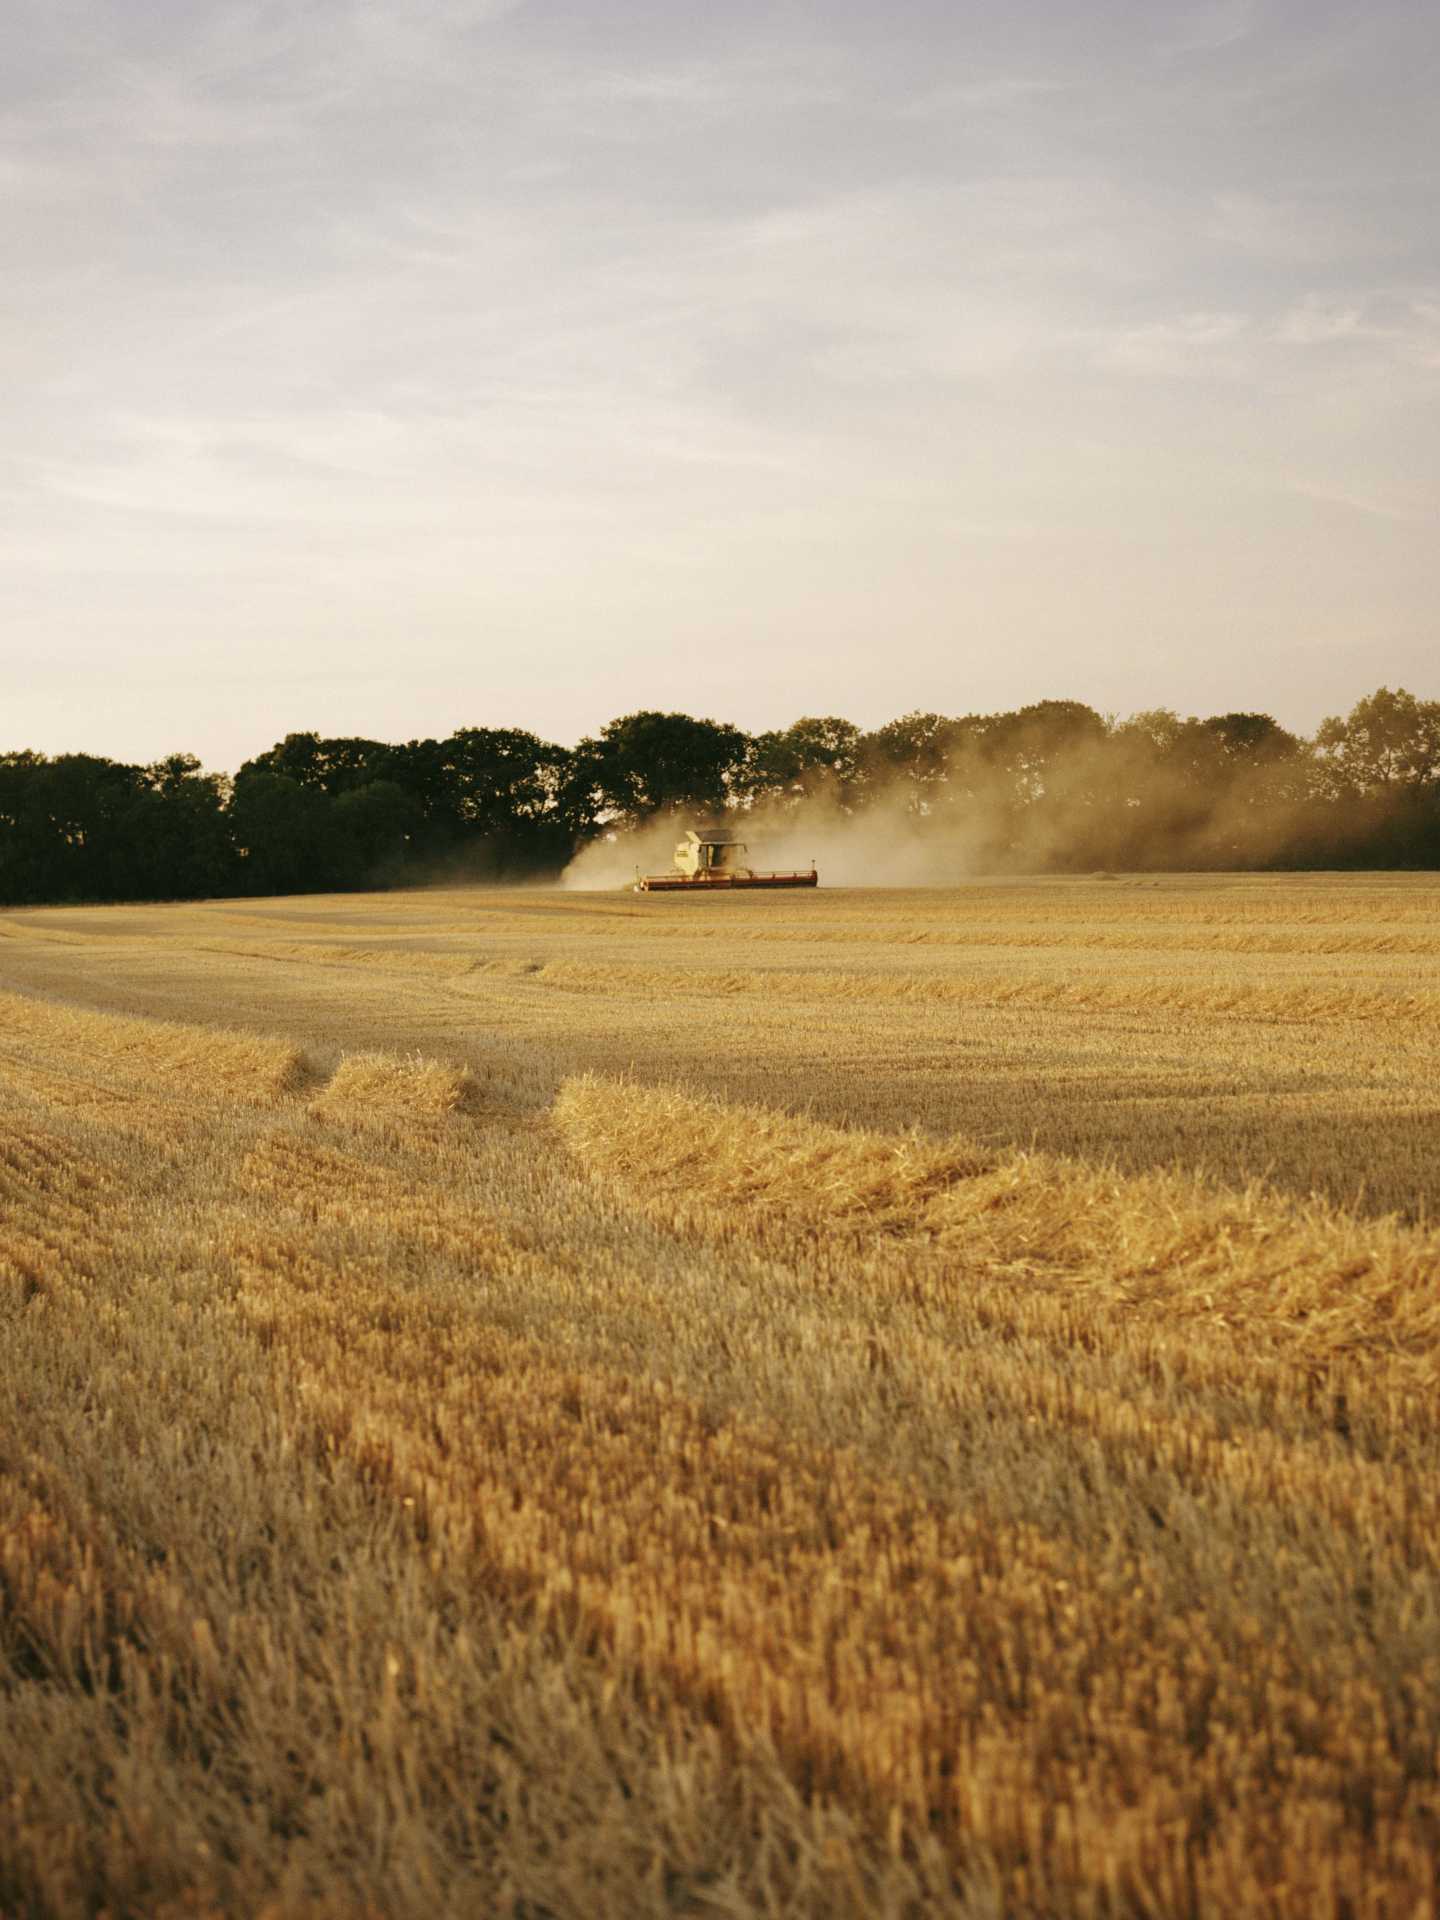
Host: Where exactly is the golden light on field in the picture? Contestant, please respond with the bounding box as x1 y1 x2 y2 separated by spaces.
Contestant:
2 876 1439 1916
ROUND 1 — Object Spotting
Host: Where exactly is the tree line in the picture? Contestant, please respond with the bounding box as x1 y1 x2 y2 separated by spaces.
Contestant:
2 685 1437 905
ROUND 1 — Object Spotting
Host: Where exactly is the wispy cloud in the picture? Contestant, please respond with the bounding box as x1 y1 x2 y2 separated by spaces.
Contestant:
1274 290 1440 367
3 0 1438 762
1089 311 1251 377
1162 0 1259 57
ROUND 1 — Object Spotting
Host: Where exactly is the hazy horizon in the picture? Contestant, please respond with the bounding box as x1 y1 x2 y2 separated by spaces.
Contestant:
6 0 1437 770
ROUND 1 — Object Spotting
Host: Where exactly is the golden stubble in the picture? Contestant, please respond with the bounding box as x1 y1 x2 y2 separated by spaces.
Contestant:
2 880 1440 1917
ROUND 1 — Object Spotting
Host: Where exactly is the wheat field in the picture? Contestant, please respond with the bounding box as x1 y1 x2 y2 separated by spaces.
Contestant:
2 875 1438 1918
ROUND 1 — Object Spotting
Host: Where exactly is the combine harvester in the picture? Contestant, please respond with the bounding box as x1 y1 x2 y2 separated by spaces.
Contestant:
634 830 818 893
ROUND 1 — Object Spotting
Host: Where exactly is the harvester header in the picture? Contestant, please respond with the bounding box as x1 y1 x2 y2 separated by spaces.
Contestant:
634 830 818 893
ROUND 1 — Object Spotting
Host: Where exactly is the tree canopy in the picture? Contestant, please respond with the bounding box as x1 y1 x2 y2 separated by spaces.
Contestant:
2 685 1437 905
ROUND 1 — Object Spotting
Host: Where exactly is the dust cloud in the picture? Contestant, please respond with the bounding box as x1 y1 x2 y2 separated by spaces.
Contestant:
561 790 990 892
559 730 1346 892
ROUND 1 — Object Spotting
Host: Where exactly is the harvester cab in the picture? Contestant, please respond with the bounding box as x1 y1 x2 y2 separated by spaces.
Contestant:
675 831 746 877
634 830 818 893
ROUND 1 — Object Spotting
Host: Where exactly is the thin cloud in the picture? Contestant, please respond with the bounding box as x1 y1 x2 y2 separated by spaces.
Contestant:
1280 479 1427 526
3 0 1437 768
1090 312 1252 377
1162 0 1259 56
1273 289 1440 367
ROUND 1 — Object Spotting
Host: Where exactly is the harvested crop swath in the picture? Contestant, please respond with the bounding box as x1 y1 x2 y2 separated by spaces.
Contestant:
0 990 309 1101
183 930 1440 1018
597 919 1440 957
310 1050 482 1126
530 960 1440 1027
553 1077 1440 1373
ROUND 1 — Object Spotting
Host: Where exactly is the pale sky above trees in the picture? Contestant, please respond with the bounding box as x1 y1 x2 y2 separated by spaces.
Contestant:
4 0 1437 769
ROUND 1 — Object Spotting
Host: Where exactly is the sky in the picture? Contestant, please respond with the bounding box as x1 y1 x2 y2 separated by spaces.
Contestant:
4 0 1438 770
